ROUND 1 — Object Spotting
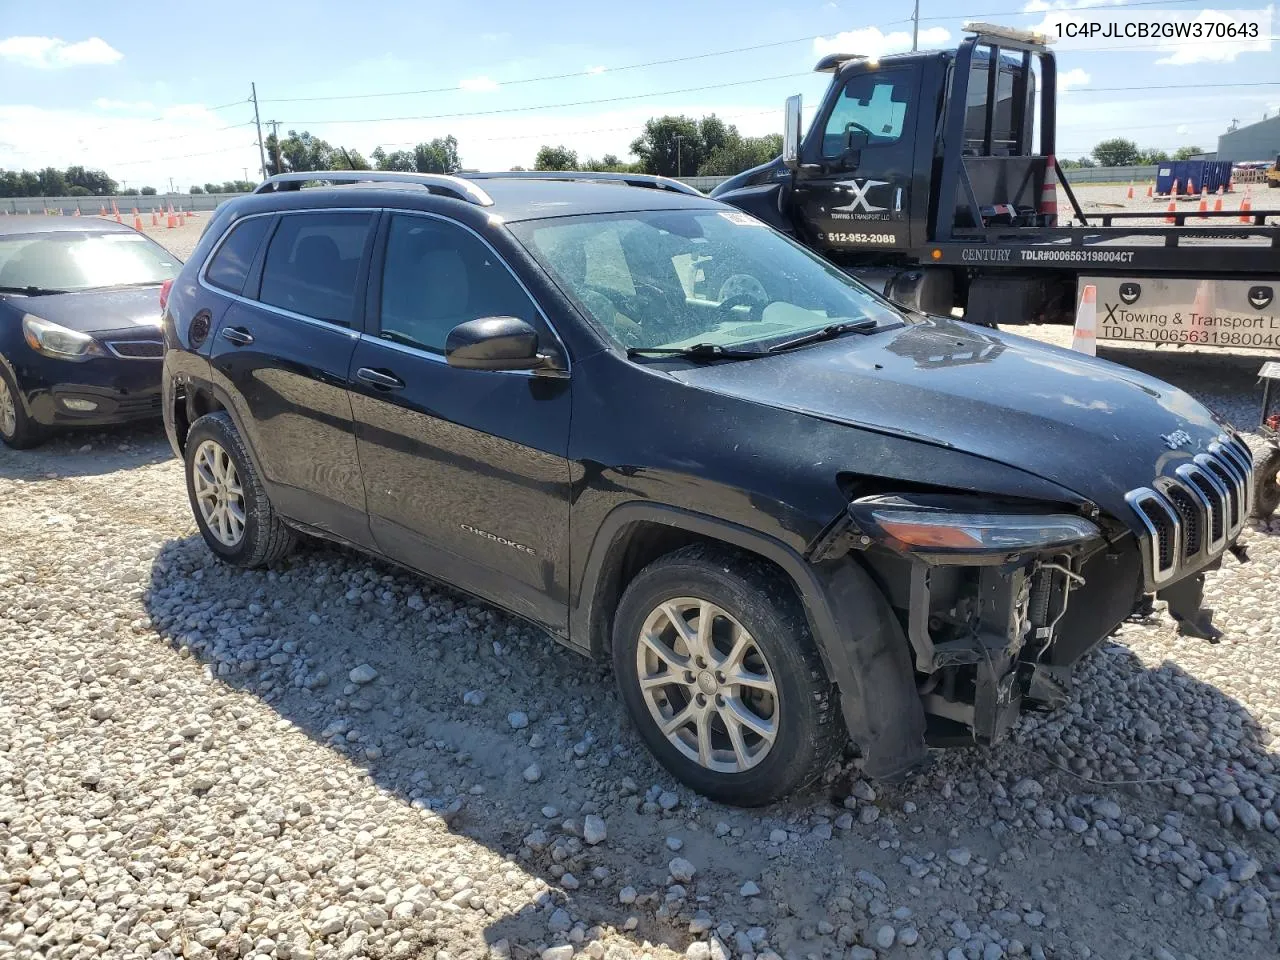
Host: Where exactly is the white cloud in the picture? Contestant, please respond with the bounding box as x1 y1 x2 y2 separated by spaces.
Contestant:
1022 0 1123 11
814 26 951 60
586 65 606 75
1057 67 1091 92
458 75 500 92
93 98 156 112
0 35 123 68
1176 123 1190 135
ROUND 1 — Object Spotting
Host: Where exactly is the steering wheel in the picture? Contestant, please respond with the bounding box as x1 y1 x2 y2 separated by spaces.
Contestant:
716 274 769 321
843 121 874 143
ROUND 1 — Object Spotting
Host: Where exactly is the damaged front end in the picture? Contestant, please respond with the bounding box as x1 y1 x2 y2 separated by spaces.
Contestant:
812 492 1130 748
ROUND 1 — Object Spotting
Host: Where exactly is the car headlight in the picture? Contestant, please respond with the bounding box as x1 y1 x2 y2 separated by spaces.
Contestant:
22 314 106 361
850 495 1100 556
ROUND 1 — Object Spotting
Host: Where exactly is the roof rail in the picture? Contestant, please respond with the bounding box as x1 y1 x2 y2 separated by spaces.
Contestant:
462 171 703 197
252 171 493 206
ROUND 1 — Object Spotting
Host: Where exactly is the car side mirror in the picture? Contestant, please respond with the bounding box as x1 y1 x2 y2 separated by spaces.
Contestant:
445 316 567 376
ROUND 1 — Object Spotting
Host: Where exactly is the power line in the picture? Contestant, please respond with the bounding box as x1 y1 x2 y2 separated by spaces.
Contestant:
276 72 816 126
259 24 912 106
919 0 1206 20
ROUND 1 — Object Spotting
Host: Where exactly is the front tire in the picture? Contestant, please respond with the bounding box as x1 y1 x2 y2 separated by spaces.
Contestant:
1252 445 1280 520
612 545 844 806
184 411 295 567
0 362 44 449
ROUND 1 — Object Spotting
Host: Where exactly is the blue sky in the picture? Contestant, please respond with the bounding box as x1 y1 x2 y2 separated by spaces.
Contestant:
0 0 1275 189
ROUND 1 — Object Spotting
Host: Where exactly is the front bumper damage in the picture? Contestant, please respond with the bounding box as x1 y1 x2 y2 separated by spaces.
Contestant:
811 440 1253 756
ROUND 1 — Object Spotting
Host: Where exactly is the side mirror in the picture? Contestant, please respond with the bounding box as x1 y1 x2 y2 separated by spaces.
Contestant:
782 94 803 171
445 316 566 376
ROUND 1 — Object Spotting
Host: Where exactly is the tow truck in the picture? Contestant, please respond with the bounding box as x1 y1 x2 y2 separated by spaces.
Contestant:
712 23 1280 349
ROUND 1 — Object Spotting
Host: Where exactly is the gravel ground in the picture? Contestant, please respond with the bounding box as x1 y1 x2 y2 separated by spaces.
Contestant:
3 204 1280 960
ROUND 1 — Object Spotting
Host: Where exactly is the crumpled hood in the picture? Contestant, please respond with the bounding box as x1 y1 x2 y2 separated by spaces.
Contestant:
6 287 163 336
670 317 1231 518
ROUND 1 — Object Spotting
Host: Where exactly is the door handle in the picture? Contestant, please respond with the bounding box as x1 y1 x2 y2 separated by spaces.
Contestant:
355 367 405 390
221 327 254 346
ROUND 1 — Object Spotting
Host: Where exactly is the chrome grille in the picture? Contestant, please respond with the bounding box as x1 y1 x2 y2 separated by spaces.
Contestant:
105 339 163 359
1125 433 1252 587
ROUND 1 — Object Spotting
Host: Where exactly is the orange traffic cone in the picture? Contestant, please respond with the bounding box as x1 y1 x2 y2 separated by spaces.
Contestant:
1165 200 1177 223
1172 178 1180 197
1198 192 1208 215
152 209 159 226
1040 156 1059 226
134 212 143 231
1146 183 1153 198
1072 285 1097 356
1213 196 1223 213
99 203 107 216
1239 192 1253 223
1126 182 1134 199
73 205 81 216
1216 185 1224 195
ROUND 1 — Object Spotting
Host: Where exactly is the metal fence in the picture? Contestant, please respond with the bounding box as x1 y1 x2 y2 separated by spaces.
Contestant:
0 165 1190 215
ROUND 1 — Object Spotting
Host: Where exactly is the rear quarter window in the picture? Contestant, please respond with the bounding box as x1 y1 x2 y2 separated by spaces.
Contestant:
205 217 272 295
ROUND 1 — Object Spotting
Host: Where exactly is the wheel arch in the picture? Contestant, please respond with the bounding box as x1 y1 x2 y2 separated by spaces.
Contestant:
170 377 266 484
574 502 927 778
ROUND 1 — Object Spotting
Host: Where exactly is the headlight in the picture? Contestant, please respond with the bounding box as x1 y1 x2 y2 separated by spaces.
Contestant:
22 314 106 361
851 495 1100 556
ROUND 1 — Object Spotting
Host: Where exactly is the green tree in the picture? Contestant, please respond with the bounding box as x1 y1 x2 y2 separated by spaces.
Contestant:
37 167 68 196
331 147 371 170
1092 137 1140 166
140 186 157 195
188 185 204 194
534 145 579 170
203 182 220 194
119 188 140 197
67 185 91 197
697 115 735 158
373 146 417 172
413 136 461 174
700 134 784 176
17 171 39 196
631 115 704 177
64 166 115 195
1173 145 1204 160
1137 147 1169 164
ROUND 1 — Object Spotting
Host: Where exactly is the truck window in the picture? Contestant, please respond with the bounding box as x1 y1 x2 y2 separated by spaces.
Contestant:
959 56 1036 156
821 72 912 158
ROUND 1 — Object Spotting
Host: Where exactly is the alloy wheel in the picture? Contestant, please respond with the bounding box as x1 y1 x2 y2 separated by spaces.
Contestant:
634 597 779 773
0 376 16 439
192 439 246 547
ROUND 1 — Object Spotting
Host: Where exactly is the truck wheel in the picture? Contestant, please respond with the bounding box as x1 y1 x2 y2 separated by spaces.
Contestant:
612 544 844 805
184 411 295 567
1251 446 1280 520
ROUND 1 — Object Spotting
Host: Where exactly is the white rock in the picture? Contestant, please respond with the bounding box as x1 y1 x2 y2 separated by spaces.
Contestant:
583 815 607 845
349 664 378 684
669 857 697 882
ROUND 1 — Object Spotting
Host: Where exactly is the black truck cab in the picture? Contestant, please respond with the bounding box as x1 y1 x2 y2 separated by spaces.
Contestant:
714 23 1279 327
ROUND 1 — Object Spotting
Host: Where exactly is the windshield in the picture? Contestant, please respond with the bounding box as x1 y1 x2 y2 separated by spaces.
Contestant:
0 231 179 292
511 209 904 352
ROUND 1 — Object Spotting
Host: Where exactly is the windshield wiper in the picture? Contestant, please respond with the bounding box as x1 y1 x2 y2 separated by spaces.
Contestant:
0 284 69 296
626 343 772 361
768 319 881 353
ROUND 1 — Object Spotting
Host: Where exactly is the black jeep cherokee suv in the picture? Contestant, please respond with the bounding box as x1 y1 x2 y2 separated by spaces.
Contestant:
162 170 1253 805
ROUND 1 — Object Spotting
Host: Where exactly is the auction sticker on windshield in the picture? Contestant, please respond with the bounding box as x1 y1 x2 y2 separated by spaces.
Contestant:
1085 276 1280 351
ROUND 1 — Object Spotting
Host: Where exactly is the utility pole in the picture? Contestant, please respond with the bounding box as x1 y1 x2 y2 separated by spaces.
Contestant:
674 135 684 178
268 120 283 176
911 0 920 51
251 82 267 180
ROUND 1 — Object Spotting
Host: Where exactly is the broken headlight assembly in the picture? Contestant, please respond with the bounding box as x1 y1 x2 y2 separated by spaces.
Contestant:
849 494 1101 560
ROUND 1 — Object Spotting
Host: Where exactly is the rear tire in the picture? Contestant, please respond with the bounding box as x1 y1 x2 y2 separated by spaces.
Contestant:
612 544 844 806
1251 445 1280 520
184 411 295 567
0 362 44 449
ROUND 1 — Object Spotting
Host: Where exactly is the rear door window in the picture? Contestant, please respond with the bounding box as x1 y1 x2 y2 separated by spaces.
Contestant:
205 217 271 294
258 212 375 326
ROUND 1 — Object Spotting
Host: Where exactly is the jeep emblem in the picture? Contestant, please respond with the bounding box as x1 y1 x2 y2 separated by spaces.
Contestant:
1118 282 1141 305
1161 429 1192 450
1248 285 1273 309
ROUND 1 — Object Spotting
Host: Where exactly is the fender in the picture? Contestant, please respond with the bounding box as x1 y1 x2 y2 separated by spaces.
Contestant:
0 349 34 419
574 501 927 778
167 371 270 487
